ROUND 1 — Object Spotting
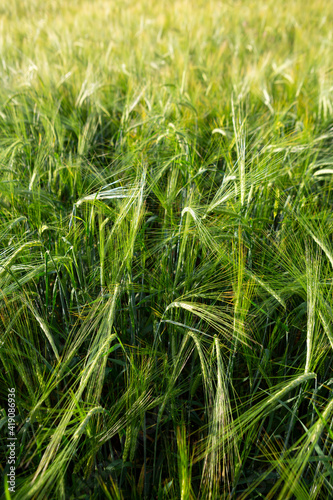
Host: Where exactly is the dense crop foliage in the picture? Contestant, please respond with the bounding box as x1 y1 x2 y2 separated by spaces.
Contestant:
1 0 333 498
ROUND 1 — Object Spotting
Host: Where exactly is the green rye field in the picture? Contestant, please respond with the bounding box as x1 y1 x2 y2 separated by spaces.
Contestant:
1 0 333 498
